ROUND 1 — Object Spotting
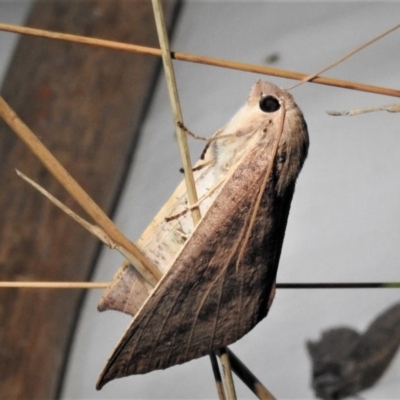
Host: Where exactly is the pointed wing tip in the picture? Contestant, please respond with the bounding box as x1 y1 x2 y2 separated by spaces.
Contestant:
96 369 121 390
95 377 106 391
96 363 118 390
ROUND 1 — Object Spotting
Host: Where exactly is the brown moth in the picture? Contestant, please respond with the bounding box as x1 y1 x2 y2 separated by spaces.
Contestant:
307 302 400 399
96 80 309 389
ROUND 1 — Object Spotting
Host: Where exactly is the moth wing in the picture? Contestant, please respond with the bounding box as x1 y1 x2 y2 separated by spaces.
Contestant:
96 140 295 389
98 156 219 316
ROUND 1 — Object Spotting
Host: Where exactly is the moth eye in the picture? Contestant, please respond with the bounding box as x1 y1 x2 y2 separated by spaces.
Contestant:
259 95 280 113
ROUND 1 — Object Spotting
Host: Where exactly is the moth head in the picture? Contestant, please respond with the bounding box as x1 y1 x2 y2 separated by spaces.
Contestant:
248 80 287 110
248 80 309 195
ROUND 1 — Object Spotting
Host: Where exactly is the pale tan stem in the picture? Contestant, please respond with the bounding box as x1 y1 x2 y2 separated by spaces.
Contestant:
219 347 237 400
0 22 160 55
16 170 114 247
0 96 161 286
0 23 399 98
16 170 153 272
209 353 227 400
151 0 201 224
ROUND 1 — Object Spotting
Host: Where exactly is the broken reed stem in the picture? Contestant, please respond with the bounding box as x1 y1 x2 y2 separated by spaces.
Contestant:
0 96 161 287
0 23 399 98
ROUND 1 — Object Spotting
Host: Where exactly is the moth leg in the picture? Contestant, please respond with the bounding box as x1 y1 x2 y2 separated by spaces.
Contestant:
165 179 225 222
177 121 208 141
179 158 216 174
200 129 256 161
175 228 188 241
177 121 213 160
177 121 230 160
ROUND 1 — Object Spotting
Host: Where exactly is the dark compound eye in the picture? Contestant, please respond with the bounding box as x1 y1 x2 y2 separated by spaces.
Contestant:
259 95 280 113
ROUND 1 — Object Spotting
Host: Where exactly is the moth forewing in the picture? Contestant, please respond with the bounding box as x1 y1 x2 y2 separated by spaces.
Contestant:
98 149 220 316
96 81 309 389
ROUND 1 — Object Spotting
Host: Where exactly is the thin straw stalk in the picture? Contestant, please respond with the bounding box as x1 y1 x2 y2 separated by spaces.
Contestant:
0 96 161 287
0 23 399 98
151 0 200 223
151 1 233 398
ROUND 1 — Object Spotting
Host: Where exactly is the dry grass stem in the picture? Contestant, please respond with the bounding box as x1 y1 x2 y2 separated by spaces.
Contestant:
151 0 200 223
0 23 399 97
0 95 161 286
219 347 238 400
209 353 227 400
16 170 114 247
16 170 149 273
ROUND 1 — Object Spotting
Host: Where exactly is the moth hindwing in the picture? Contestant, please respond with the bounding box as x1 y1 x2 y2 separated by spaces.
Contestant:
96 80 309 389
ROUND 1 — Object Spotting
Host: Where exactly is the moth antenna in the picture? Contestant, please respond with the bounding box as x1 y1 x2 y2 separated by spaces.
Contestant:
236 104 286 268
200 129 258 159
200 141 211 160
177 120 236 161
200 131 256 160
207 130 254 143
179 158 216 173
286 22 400 91
165 209 189 222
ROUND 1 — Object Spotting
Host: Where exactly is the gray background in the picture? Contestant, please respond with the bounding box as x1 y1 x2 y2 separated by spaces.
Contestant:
1 1 400 399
